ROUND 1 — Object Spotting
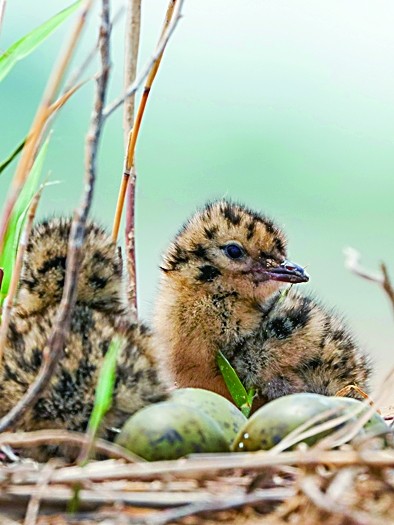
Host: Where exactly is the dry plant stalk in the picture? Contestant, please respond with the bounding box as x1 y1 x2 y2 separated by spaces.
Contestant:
23 461 56 525
7 449 391 485
123 0 141 315
0 0 6 35
112 0 184 315
0 0 110 434
0 188 43 364
110 0 185 240
0 0 94 258
65 4 125 93
0 429 139 462
123 0 141 144
344 247 394 316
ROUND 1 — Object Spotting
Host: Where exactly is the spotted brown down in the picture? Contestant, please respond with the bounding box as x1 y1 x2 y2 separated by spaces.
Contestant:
0 219 167 459
154 200 370 408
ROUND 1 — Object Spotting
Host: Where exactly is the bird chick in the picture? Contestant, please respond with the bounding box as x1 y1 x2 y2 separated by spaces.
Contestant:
0 218 167 458
154 200 370 406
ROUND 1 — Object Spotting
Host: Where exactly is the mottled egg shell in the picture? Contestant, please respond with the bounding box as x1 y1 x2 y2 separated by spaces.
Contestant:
116 401 229 461
232 393 339 452
170 387 247 446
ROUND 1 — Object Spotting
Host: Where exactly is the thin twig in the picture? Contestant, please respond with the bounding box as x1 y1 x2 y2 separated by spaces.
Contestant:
381 262 394 315
48 79 89 116
64 4 125 92
9 449 393 486
125 165 138 314
344 247 394 316
0 188 43 364
0 0 109 434
122 0 141 317
300 474 383 525
123 0 141 145
112 0 184 318
0 0 6 35
23 461 56 525
132 489 294 525
111 0 184 242
104 0 184 120
75 0 111 467
0 429 140 462
0 0 95 258
317 366 394 450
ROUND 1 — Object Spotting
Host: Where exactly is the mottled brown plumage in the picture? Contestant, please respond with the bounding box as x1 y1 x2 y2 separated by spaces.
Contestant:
154 200 371 407
1 219 167 458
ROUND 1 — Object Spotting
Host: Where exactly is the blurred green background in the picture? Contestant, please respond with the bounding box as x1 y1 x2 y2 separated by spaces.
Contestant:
1 1 393 387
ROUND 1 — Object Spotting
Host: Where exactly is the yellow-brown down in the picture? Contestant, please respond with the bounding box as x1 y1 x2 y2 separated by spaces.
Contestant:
154 200 371 407
0 219 167 458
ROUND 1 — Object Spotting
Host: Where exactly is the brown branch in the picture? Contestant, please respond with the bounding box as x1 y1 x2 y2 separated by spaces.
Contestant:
0 188 43 365
0 429 140 462
0 0 110 434
0 0 95 258
344 247 394 316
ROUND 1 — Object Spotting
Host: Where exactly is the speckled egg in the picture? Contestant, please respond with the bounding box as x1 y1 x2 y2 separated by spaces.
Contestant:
232 393 341 452
116 401 229 461
170 387 247 446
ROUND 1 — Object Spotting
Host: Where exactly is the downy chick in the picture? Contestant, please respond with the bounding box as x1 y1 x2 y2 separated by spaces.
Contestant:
0 219 167 455
154 200 370 406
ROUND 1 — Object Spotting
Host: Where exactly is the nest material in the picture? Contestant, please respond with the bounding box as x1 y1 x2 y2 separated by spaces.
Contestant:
0 433 393 525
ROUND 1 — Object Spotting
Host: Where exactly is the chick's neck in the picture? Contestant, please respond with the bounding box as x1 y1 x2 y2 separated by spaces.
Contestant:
155 274 280 400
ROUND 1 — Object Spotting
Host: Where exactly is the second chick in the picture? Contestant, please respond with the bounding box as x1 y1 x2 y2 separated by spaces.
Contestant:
0 219 167 458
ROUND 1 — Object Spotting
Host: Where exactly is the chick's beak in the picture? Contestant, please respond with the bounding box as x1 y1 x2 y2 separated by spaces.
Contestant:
266 259 309 283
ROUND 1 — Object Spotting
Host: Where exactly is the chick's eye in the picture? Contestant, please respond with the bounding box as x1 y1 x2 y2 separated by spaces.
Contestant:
223 243 245 260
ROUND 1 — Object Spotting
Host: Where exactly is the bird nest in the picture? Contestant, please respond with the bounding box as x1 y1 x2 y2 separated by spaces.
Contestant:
1 412 393 525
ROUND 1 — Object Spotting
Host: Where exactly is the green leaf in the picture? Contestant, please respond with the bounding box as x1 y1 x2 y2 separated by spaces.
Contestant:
216 350 255 417
87 337 122 435
0 0 82 83
0 137 50 305
0 138 26 176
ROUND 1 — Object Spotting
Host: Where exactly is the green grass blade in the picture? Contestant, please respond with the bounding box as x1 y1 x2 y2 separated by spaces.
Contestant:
87 337 122 435
0 138 26 175
0 0 82 82
217 350 255 417
0 137 50 305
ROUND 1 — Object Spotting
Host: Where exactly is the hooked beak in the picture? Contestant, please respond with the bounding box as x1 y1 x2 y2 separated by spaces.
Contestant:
266 259 309 283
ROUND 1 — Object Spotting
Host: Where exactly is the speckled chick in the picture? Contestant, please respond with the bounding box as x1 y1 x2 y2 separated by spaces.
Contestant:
0 219 167 457
154 200 371 407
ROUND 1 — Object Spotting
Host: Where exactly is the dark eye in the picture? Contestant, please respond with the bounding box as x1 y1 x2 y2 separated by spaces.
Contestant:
223 243 245 260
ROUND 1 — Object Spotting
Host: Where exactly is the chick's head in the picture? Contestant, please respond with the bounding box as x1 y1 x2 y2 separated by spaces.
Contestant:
161 200 309 303
18 218 123 314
